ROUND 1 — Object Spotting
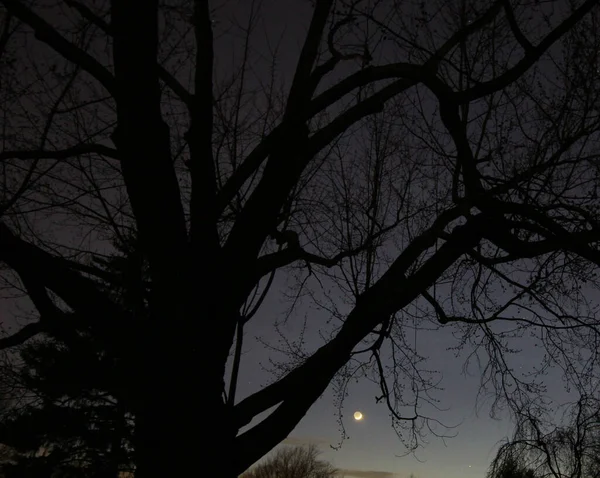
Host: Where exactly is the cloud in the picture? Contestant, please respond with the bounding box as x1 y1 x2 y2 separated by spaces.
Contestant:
336 470 398 478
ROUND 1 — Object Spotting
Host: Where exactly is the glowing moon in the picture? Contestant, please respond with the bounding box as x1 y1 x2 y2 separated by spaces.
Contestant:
353 411 363 421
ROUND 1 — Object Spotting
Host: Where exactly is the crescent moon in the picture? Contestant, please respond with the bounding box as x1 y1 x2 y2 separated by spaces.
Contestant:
353 411 363 421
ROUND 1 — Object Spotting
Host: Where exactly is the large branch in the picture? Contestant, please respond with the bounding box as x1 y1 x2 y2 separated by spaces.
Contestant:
0 143 119 161
254 221 405 281
502 0 534 52
216 2 503 217
0 222 124 324
233 214 490 472
236 208 468 434
254 244 371 279
216 125 284 214
64 0 192 106
303 0 599 114
215 73 410 216
234 205 468 425
307 78 414 154
283 0 334 117
414 1 600 200
1 0 115 94
216 2 334 225
0 264 84 350
428 78 484 198
309 0 503 117
188 0 219 255
111 0 189 315
483 204 600 265
222 1 334 309
0 223 138 364
0 322 43 350
456 0 600 103
223 78 423 309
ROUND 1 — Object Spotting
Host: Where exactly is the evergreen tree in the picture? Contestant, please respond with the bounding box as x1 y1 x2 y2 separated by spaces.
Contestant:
0 234 144 477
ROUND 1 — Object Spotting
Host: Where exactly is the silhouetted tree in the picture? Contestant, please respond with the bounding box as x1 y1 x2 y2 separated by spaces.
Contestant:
0 238 139 477
241 445 337 478
493 394 600 478
0 0 600 476
489 452 536 478
0 338 133 477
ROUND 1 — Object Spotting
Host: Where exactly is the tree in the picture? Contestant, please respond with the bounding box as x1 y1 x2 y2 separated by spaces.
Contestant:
0 0 600 476
492 394 600 478
0 338 132 478
0 238 140 477
489 451 536 478
241 444 337 478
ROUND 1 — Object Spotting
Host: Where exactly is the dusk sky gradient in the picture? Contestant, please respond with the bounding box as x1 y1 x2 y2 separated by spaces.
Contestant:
216 2 571 476
233 277 569 478
0 1 593 476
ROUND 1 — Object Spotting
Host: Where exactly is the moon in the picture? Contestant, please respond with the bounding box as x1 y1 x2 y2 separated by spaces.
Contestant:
353 411 363 421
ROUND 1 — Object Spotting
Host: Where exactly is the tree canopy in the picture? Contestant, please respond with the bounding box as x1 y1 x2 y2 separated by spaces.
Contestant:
488 452 536 478
241 444 337 478
0 0 600 476
493 393 600 478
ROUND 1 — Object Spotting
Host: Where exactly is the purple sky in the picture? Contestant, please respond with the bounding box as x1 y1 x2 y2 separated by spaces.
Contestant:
216 2 564 476
0 1 592 477
232 274 569 478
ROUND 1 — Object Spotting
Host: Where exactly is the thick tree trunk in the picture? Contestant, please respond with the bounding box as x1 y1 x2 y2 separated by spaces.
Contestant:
133 388 237 477
130 317 238 477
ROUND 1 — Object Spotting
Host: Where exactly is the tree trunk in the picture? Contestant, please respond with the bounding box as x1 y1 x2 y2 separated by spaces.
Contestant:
133 391 237 477
131 321 237 477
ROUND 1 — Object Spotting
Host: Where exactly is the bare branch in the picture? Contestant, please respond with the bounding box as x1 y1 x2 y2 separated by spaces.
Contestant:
1 0 115 94
254 221 401 281
0 222 124 320
64 0 192 106
234 214 489 466
0 143 119 161
0 322 43 350
217 1 504 218
216 125 283 214
502 0 534 52
456 0 600 103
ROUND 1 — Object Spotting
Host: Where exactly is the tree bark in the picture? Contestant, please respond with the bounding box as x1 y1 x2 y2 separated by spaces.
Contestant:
131 323 237 478
133 391 237 477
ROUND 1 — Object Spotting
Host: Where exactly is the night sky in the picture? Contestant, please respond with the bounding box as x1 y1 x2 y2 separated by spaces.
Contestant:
216 2 563 476
232 278 568 478
233 289 506 478
0 0 593 476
